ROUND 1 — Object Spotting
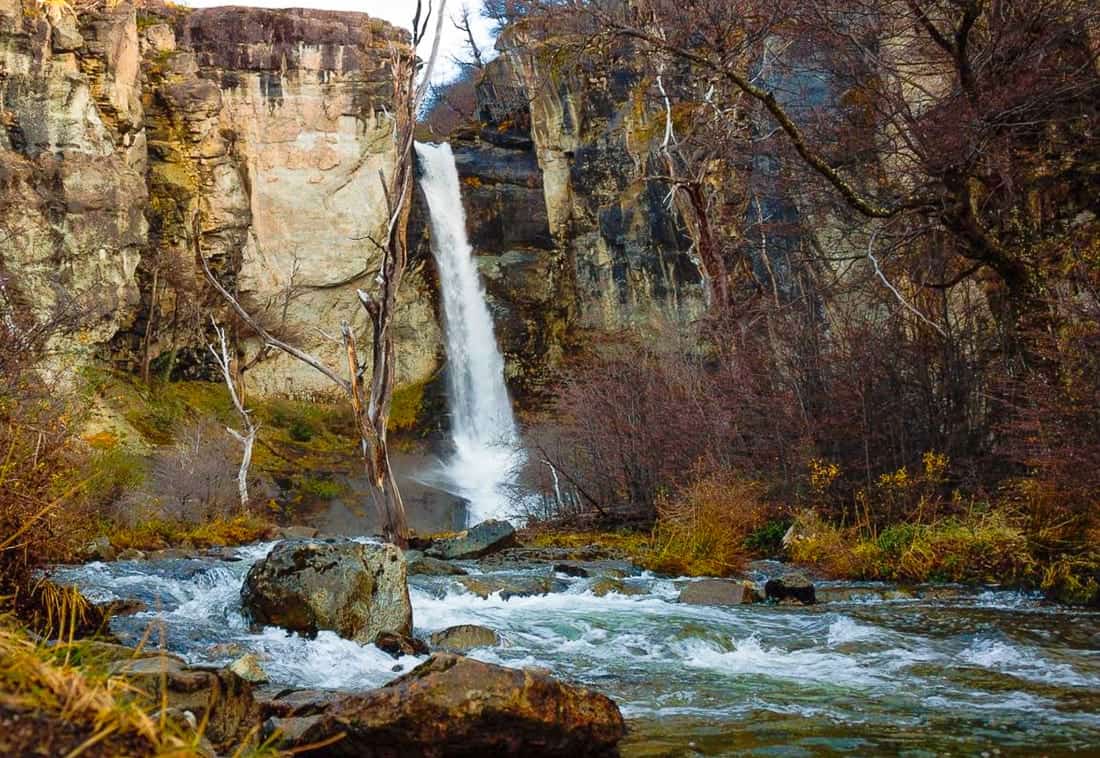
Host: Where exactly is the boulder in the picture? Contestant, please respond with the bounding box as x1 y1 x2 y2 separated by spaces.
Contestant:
117 548 146 561
109 657 257 748
678 579 761 606
426 520 517 560
84 535 116 562
407 553 468 576
229 653 269 684
590 577 645 597
429 624 501 653
277 525 319 540
241 539 412 644
458 574 567 600
374 633 430 659
764 572 816 605
264 654 625 757
97 598 148 618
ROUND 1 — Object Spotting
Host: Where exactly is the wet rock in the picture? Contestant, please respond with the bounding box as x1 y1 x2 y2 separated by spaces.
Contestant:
426 520 517 560
84 535 116 562
109 657 257 747
265 654 625 756
590 577 645 597
117 548 146 561
407 553 468 576
678 579 762 606
429 624 501 653
148 548 191 561
374 632 430 658
242 539 412 644
554 559 637 579
764 572 816 605
277 525 319 540
98 598 148 618
816 586 915 604
457 574 567 600
229 653 269 684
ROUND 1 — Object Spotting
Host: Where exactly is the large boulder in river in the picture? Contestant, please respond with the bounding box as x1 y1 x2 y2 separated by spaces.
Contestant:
678 579 762 606
241 539 412 644
263 654 625 757
425 519 517 560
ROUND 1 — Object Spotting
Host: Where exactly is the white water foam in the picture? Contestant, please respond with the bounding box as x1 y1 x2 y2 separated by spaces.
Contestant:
414 141 522 525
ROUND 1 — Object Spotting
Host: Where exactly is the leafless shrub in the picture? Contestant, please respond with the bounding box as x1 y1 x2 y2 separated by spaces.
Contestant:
113 418 246 527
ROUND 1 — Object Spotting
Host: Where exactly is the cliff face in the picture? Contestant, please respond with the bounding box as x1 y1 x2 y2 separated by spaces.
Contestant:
1 1 701 405
0 1 146 368
1 2 441 396
131 6 440 396
442 38 709 395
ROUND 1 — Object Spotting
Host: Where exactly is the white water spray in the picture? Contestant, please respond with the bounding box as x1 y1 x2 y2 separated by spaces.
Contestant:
414 141 522 525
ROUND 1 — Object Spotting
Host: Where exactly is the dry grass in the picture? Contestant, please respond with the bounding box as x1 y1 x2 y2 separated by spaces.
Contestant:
786 508 1038 584
0 610 195 757
649 473 772 577
110 514 272 552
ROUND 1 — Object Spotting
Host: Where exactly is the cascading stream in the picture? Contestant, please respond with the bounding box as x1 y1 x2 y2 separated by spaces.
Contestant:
414 141 521 525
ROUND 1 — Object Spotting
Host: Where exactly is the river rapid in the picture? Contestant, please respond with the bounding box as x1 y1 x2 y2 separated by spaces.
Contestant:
55 543 1100 757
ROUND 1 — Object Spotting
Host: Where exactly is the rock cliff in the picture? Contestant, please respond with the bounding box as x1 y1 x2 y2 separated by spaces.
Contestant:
1 1 441 396
1 1 704 406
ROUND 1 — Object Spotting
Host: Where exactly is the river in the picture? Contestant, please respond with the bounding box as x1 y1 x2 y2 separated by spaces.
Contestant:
55 543 1100 756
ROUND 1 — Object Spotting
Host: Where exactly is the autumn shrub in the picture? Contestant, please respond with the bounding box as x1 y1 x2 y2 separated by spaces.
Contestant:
788 507 1036 585
649 471 774 577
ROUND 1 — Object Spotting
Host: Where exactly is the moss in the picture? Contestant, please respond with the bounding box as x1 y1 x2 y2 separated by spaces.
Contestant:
388 380 427 434
296 476 349 501
110 514 272 551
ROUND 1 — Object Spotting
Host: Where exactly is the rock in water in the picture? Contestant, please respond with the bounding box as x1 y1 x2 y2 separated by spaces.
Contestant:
265 654 625 757
764 572 816 605
429 624 501 653
678 579 762 606
241 539 412 644
425 519 517 560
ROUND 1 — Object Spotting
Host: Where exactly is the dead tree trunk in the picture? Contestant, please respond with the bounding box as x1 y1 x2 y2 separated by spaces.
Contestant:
197 2 445 547
208 318 256 510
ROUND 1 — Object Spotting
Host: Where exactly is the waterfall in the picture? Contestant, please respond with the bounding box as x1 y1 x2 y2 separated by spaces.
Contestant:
414 141 521 525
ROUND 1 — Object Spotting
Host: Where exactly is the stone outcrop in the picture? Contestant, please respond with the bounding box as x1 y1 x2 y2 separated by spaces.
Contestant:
424 519 517 559
678 579 762 606
2 0 710 408
263 654 626 757
0 1 146 371
764 572 816 605
129 6 440 395
241 539 412 644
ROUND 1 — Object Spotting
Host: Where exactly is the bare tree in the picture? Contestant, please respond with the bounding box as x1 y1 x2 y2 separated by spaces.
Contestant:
200 0 448 546
208 318 257 509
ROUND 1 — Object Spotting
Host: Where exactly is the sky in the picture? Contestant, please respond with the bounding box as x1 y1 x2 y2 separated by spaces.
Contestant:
179 0 498 82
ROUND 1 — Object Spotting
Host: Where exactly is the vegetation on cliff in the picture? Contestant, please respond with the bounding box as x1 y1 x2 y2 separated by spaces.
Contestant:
476 0 1100 603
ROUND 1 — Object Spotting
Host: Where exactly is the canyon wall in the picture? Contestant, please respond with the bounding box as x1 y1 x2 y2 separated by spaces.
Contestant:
1 2 442 397
1 2 704 405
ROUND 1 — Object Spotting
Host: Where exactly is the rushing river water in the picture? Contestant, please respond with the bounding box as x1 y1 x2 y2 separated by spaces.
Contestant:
55 544 1100 757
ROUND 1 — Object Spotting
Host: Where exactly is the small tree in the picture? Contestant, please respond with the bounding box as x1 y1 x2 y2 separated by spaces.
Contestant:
208 318 257 509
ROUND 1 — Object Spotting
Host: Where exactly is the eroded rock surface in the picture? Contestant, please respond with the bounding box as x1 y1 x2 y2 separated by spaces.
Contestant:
241 539 412 644
263 654 626 757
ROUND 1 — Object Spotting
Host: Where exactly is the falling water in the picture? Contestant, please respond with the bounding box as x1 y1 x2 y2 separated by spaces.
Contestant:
414 141 521 525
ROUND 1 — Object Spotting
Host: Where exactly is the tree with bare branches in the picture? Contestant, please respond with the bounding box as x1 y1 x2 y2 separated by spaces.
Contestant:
201 0 448 546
